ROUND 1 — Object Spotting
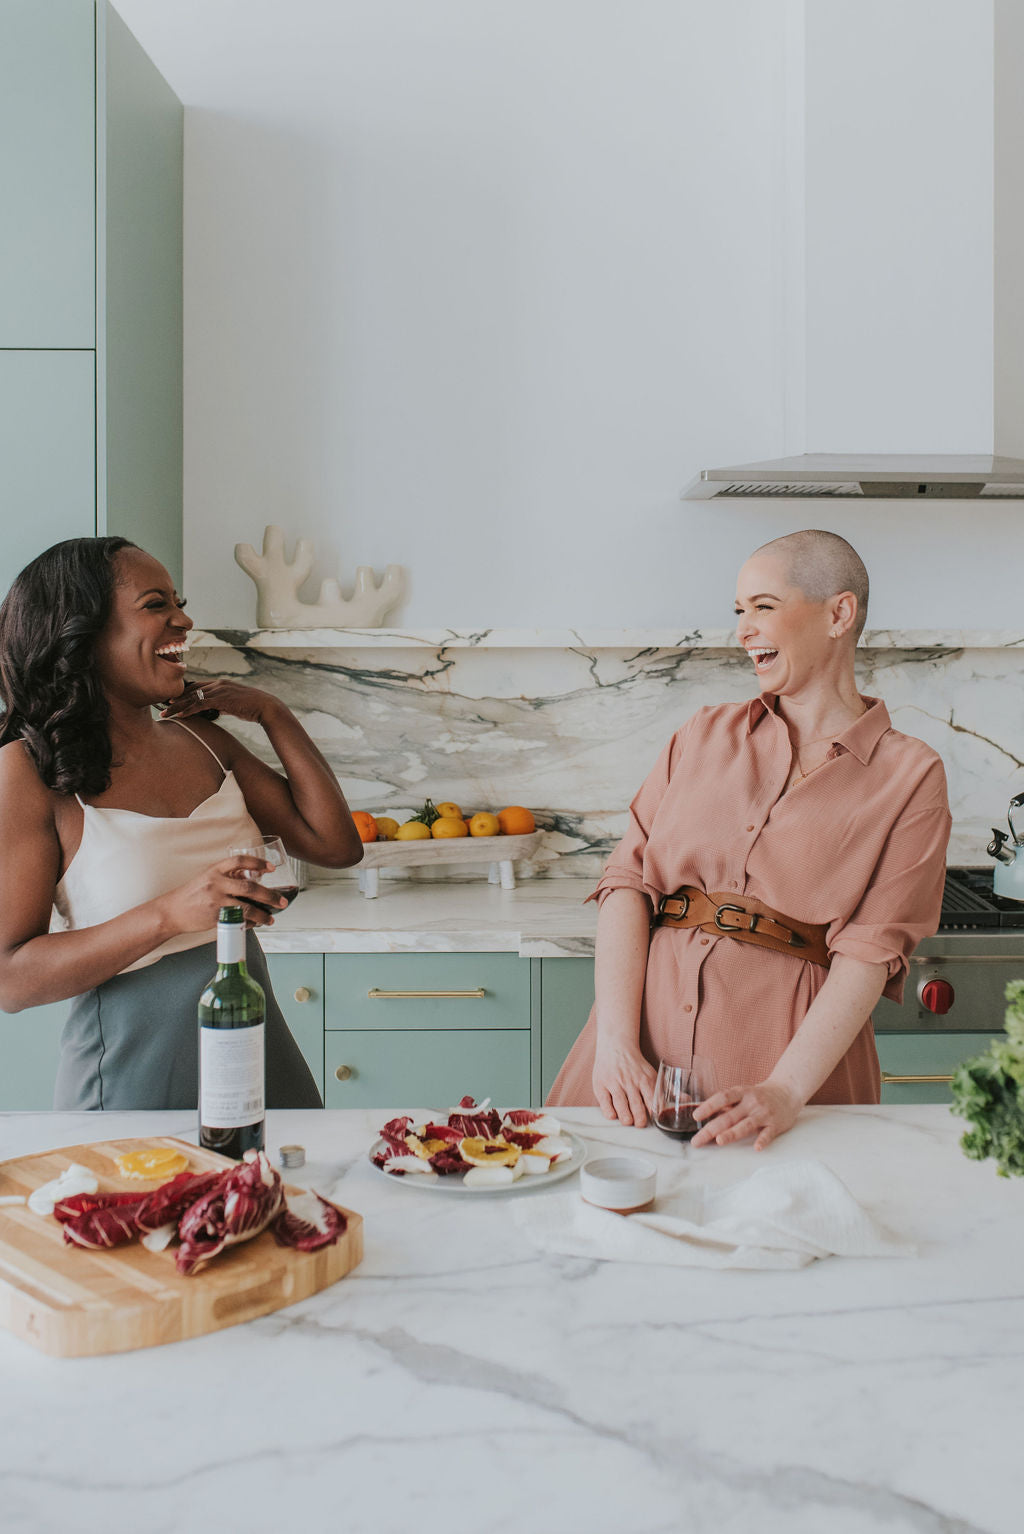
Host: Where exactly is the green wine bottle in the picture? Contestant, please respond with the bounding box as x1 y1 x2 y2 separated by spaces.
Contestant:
199 906 266 1158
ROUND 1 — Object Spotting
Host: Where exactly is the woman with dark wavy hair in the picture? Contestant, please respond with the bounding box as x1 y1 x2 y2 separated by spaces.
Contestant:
0 537 363 1109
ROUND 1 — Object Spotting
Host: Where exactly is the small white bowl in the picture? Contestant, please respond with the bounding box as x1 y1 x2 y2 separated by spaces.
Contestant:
580 1155 657 1214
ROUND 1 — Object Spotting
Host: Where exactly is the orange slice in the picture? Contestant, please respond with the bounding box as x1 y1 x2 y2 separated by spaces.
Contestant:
115 1146 190 1181
405 1134 450 1160
458 1136 520 1168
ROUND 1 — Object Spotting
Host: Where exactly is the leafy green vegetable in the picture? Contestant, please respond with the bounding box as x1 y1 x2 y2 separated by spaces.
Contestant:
950 979 1024 1176
409 798 440 828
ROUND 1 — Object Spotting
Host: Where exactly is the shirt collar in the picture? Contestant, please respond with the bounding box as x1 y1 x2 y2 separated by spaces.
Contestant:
746 693 892 765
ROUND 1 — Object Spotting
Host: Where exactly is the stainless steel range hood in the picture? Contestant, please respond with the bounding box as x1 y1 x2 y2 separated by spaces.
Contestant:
682 454 1024 499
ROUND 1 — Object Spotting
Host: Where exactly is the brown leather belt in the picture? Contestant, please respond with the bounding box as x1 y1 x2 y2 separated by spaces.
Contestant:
654 885 831 969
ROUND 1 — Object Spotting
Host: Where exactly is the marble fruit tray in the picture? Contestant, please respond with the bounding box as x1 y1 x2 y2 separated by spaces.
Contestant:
356 830 544 897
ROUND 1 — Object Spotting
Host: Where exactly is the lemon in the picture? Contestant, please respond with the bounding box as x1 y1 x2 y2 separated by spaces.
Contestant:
115 1146 190 1181
395 820 432 841
375 817 400 840
468 812 500 837
436 801 463 819
431 816 469 839
458 1137 520 1168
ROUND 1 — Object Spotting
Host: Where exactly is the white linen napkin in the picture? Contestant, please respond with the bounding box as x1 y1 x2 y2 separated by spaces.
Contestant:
514 1156 913 1270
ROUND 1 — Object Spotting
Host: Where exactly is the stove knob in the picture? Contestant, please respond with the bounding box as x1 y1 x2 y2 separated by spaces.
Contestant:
918 978 954 1015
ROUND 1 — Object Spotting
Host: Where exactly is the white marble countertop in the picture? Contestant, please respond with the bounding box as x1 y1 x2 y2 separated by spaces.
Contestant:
1 1104 1021 1532
261 859 1006 958
261 876 600 957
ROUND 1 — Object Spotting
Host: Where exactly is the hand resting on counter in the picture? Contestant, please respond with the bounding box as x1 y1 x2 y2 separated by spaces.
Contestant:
691 1079 801 1152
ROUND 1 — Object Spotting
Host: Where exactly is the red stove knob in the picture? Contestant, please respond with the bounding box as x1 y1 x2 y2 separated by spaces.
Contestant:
918 978 954 1015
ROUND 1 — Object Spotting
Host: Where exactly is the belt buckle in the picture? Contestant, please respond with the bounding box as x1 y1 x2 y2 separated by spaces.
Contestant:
658 891 690 918
714 902 752 933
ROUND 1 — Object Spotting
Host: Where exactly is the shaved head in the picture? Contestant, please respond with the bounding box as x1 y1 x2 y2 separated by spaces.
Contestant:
753 530 869 638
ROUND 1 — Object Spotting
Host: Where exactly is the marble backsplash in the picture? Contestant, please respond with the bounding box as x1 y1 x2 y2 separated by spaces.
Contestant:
188 631 1024 879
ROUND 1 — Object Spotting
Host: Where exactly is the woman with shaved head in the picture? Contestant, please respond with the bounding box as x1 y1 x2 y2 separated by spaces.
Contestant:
548 530 951 1149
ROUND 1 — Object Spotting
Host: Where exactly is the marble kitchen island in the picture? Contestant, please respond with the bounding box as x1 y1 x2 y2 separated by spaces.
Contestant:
1 1104 1021 1534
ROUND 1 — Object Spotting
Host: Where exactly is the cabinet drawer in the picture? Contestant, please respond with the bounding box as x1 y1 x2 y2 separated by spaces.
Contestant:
325 1029 530 1110
325 954 530 1032
265 953 324 1098
877 1032 1003 1105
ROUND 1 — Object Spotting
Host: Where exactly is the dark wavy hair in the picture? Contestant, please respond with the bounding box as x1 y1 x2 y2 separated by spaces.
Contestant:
0 537 136 796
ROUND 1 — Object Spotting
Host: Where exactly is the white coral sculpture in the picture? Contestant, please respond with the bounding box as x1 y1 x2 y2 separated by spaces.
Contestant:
234 525 407 629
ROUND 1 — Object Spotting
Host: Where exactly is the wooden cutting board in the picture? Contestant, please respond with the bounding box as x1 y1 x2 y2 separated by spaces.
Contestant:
0 1137 363 1358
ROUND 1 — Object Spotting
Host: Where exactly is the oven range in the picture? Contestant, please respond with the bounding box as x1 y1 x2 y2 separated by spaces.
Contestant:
873 866 1024 1033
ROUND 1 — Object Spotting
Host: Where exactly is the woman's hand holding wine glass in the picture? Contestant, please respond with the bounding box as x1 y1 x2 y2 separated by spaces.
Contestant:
228 837 301 917
157 855 284 934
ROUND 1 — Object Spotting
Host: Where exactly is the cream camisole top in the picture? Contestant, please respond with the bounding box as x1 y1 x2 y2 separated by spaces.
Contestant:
52 722 263 973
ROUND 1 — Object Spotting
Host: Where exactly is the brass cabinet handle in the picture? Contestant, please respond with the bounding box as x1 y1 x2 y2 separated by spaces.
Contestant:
880 1071 953 1085
293 986 312 1003
334 1065 353 1082
366 987 486 1000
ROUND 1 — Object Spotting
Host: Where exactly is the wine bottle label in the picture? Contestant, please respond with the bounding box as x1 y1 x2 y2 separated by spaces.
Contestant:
200 1023 265 1128
216 922 246 965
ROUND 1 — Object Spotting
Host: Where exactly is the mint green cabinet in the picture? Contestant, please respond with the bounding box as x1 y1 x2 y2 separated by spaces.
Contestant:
265 953 325 1100
0 352 96 581
878 1032 1003 1105
325 1030 530 1111
0 0 95 345
0 1 182 596
323 953 532 1109
0 999 68 1110
540 958 594 1101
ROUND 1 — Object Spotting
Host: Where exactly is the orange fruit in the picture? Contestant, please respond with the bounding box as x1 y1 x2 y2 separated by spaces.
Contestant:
431 815 469 839
468 812 500 837
435 801 463 820
395 820 432 841
497 806 535 835
375 816 400 841
115 1146 190 1181
353 811 378 844
459 1137 520 1167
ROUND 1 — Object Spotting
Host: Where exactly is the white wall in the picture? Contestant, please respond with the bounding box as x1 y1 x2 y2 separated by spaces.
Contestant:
116 0 1007 632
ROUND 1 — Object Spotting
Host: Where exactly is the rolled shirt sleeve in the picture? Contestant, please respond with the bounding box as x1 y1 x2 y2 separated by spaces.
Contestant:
827 800 952 1002
585 726 690 913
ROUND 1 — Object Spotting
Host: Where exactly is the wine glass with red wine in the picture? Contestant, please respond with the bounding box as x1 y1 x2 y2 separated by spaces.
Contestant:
652 1055 717 1142
229 836 301 915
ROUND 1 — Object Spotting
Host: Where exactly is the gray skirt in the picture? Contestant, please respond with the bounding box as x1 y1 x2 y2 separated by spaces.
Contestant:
53 934 322 1111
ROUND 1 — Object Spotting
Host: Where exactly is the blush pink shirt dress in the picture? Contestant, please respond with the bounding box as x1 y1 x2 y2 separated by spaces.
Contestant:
547 695 952 1107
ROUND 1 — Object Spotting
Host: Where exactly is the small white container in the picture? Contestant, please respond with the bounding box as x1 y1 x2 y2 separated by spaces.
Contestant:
580 1155 657 1214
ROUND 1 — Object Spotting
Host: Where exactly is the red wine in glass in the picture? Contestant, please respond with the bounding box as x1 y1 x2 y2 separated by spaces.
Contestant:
249 886 299 915
654 1104 700 1140
652 1055 716 1143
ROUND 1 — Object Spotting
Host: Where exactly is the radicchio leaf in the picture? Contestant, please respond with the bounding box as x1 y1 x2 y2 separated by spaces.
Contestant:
56 1191 149 1249
380 1116 415 1154
272 1192 346 1251
136 1171 221 1234
428 1146 470 1175
175 1151 285 1276
447 1109 502 1140
501 1128 544 1150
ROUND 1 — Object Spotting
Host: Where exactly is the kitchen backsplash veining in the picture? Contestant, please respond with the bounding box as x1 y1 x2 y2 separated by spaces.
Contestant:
188 632 1024 878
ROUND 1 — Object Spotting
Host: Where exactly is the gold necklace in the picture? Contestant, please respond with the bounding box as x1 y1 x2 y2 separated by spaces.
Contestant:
792 752 833 785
